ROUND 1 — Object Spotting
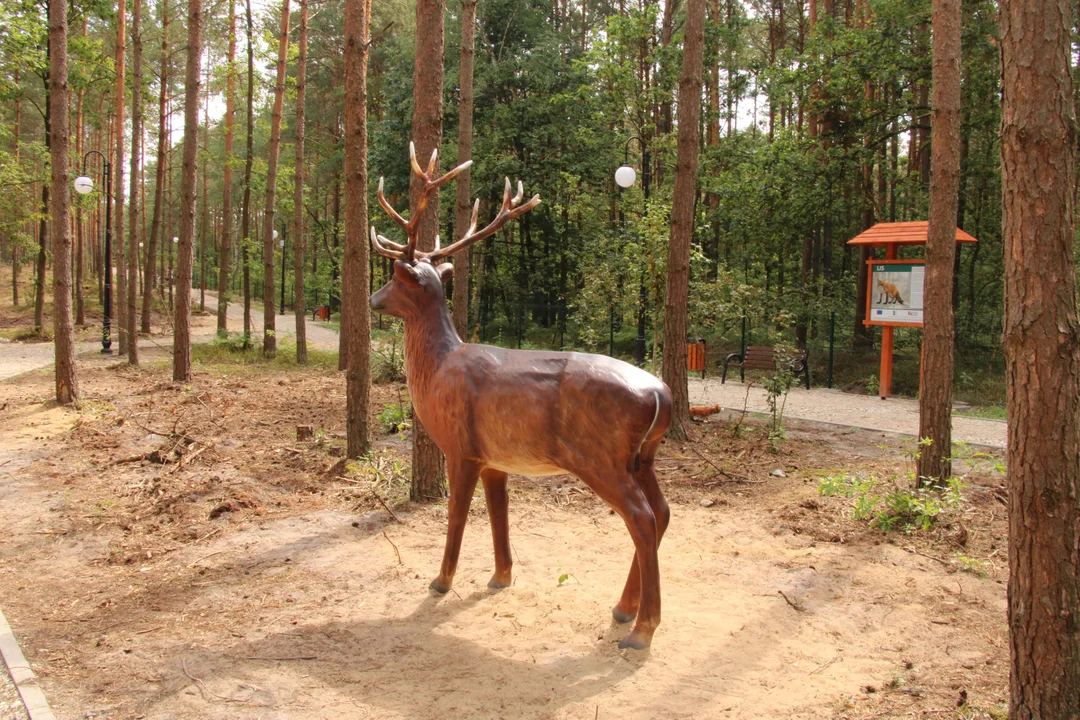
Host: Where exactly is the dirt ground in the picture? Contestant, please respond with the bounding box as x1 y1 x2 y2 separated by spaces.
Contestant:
0 343 1010 719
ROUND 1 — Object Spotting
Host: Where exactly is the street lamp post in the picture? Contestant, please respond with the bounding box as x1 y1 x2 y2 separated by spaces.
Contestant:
274 220 287 312
74 150 112 354
615 135 650 367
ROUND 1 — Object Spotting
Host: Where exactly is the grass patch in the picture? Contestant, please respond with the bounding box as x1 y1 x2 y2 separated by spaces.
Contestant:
192 334 339 371
957 405 1006 421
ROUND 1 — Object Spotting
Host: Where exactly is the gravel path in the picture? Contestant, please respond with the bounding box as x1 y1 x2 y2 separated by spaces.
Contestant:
688 377 1006 449
0 663 29 720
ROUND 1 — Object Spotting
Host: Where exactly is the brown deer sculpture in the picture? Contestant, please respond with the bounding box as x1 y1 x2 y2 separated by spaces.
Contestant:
368 143 673 650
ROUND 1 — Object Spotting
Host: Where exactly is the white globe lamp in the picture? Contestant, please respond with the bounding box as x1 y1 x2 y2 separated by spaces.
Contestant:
74 176 94 195
614 165 636 189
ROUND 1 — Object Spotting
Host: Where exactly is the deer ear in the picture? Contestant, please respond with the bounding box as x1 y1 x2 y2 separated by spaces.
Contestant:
435 263 454 285
393 260 421 286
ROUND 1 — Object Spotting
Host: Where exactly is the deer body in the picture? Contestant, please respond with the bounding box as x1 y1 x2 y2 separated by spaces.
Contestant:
369 146 672 649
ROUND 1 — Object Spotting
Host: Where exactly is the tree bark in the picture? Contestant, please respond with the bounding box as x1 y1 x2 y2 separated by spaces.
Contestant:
49 0 77 404
661 0 705 441
261 0 291 358
217 0 237 335
410 0 447 501
452 0 477 339
12 69 20 308
114 0 127 355
915 0 960 485
242 0 255 340
34 109 48 335
344 0 372 458
75 18 86 328
143 0 168 334
293 0 308 364
127 0 143 366
174 0 203 382
1000 0 1080 715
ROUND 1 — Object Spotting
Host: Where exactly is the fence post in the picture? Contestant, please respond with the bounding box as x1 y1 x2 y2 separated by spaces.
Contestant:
609 307 615 357
828 311 836 389
740 315 747 358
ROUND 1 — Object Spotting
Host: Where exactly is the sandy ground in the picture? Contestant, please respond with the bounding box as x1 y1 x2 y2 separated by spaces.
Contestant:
688 377 1006 448
0 357 1009 719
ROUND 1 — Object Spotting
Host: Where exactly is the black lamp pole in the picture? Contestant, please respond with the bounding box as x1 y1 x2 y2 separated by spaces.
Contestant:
621 135 650 367
82 150 112 354
276 218 287 312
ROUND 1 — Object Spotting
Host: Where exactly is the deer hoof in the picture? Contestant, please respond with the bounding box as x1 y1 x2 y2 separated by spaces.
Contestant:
487 574 512 590
612 607 636 624
618 630 652 650
429 578 451 594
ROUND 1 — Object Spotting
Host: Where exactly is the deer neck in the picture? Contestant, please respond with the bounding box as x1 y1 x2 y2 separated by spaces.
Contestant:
404 300 462 402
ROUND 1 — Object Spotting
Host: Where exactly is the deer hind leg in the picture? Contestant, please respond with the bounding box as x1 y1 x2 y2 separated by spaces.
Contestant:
431 458 481 594
481 468 513 589
613 449 670 625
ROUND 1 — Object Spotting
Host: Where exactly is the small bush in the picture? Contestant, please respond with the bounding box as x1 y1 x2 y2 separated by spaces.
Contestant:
818 473 965 532
379 400 412 434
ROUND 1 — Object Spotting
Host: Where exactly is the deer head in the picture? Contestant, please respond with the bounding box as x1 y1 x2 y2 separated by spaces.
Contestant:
369 142 541 320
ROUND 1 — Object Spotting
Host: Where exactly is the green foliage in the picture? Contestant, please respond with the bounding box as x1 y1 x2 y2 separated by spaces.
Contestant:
818 472 965 532
378 400 411 435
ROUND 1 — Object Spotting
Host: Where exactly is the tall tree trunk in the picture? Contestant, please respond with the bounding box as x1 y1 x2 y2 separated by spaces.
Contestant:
410 0 447 501
344 0 372 458
452 0 477 338
661 0 705 442
75 19 86 327
34 80 49 335
241 0 254 340
1001 0 1080 714
12 68 20 308
127 0 143 366
49 0 77 403
261 0 291 358
114 0 127 354
217 0 237 335
200 59 209 313
293 0 308 364
174 0 204 382
143 0 168 334
915 0 960 485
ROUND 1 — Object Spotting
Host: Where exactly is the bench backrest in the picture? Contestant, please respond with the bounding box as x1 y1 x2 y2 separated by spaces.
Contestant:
743 345 805 370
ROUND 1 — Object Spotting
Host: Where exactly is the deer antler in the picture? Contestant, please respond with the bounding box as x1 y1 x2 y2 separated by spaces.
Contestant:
371 142 541 264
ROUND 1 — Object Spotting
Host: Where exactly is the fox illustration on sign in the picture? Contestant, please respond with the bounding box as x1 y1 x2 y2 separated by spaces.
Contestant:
876 279 904 305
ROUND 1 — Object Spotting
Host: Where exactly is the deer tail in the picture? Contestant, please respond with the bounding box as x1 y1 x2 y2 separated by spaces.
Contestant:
634 390 667 471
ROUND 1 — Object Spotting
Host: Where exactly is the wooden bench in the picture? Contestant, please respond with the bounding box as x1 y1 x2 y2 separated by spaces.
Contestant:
722 345 811 390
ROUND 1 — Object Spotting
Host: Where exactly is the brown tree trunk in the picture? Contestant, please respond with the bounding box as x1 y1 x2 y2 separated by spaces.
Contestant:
1001 0 1080 714
293 0 308 364
217 0 237 335
174 0 203 382
114 0 127 355
34 101 49 334
261 0 291 358
199 60 209 314
410 0 447 501
452 0 477 339
143 0 168 334
344 0 372 458
127 0 142 366
915 0 960 485
12 69 20 308
49 0 77 403
75 19 86 327
242 0 254 340
661 0 705 442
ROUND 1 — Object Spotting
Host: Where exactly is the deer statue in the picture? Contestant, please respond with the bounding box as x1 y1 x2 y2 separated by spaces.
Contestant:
368 143 673 650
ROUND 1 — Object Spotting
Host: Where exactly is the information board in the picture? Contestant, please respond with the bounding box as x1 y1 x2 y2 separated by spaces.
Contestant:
868 261 924 326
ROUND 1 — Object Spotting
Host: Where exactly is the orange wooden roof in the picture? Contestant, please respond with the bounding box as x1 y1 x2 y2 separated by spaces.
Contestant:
846 221 977 246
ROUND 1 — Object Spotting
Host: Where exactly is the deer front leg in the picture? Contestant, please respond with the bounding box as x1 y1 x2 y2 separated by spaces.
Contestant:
481 469 513 589
430 458 481 594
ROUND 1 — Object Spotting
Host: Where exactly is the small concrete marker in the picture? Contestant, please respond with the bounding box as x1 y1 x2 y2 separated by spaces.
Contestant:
0 607 56 720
